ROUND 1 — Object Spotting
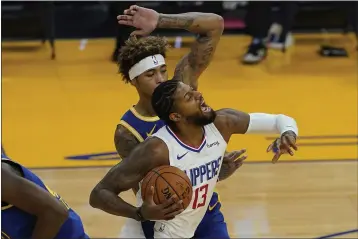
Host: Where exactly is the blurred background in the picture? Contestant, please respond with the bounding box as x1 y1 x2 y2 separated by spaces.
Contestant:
1 1 357 238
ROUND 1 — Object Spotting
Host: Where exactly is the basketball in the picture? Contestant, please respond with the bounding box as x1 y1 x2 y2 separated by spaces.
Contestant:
141 165 193 210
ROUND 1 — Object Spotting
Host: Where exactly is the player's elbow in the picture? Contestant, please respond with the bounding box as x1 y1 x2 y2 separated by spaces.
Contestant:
89 184 103 209
208 14 224 32
197 13 224 33
55 206 69 223
42 203 69 224
215 14 224 29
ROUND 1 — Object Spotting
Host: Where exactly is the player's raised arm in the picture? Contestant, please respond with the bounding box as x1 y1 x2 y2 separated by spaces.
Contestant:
158 13 224 89
1 162 69 239
214 109 299 163
90 137 183 221
117 6 224 90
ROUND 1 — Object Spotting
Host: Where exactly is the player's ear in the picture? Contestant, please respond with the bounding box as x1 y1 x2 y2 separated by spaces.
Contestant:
130 78 137 87
169 112 181 122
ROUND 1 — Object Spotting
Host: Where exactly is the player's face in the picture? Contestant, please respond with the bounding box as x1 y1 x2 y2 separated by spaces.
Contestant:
170 83 216 126
133 65 168 97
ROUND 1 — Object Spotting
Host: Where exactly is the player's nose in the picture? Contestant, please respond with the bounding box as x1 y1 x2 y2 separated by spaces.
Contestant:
156 74 165 84
194 91 202 99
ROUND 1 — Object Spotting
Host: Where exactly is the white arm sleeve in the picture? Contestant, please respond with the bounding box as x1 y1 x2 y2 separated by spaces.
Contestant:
246 113 298 136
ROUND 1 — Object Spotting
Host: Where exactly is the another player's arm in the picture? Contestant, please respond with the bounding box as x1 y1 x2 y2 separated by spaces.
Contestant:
219 150 246 181
156 13 224 90
1 162 69 239
90 137 169 220
114 124 140 160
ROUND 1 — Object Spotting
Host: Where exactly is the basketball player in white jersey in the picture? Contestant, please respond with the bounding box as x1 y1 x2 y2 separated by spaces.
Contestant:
90 79 298 238
113 6 244 238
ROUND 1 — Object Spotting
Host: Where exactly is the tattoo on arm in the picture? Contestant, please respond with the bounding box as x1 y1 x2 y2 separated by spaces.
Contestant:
188 34 214 73
214 109 251 142
174 25 223 90
108 137 168 192
90 137 169 218
157 15 194 29
157 13 223 89
114 125 140 159
173 34 217 90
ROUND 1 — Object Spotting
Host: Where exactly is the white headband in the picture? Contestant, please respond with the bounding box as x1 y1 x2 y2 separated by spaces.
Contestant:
128 54 166 80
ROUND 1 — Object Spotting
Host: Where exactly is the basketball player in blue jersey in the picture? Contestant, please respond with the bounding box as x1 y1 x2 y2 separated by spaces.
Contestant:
90 79 299 238
1 156 88 239
113 5 244 239
93 5 297 238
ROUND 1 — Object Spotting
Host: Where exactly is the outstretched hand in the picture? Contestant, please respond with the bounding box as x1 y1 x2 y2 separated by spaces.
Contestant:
219 149 247 181
117 5 159 36
267 131 298 163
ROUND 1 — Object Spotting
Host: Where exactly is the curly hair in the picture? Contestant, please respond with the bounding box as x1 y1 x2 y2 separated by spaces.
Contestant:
118 36 171 83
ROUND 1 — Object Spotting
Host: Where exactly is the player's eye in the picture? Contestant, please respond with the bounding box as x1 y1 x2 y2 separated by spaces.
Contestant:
145 70 155 77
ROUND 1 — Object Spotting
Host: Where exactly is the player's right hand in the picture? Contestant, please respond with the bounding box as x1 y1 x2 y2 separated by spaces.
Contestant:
267 130 298 163
140 186 184 221
117 5 159 36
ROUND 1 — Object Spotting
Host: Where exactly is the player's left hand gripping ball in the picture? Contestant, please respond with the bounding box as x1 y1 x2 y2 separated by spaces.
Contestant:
266 131 298 163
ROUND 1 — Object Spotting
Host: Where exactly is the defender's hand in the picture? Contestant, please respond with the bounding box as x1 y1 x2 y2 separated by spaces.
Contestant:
219 149 247 181
140 186 184 221
267 131 298 163
117 5 159 36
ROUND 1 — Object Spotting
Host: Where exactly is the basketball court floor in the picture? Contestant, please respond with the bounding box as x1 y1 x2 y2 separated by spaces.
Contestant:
2 34 357 238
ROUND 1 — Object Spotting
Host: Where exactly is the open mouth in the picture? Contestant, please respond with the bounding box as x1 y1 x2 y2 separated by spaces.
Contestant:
200 99 211 113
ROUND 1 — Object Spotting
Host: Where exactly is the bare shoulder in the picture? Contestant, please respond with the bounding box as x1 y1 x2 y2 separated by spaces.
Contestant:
123 136 169 165
215 108 249 118
118 136 169 179
214 108 244 125
214 108 250 141
114 124 141 159
101 137 169 192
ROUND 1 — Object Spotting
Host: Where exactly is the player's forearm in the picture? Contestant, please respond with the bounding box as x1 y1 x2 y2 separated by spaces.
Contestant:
89 186 139 220
218 151 241 181
246 113 298 136
219 151 230 181
157 12 224 34
218 167 231 181
32 210 68 239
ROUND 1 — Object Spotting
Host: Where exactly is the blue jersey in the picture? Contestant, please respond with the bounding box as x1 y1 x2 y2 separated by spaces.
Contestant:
119 107 226 238
1 157 87 239
119 107 165 145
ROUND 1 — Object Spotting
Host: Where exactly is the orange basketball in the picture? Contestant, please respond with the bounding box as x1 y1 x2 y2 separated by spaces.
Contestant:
141 165 193 210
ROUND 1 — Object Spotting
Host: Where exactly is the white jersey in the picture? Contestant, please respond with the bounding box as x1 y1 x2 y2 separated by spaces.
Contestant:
136 123 227 238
